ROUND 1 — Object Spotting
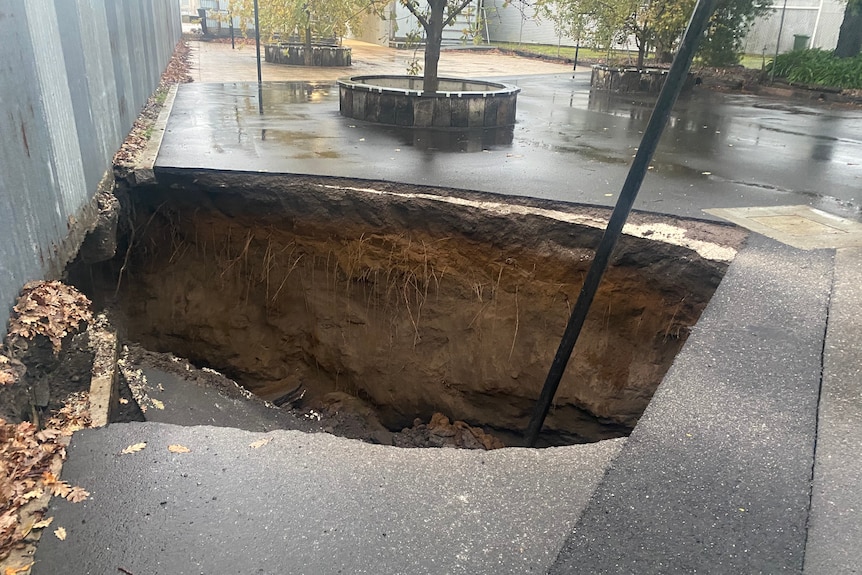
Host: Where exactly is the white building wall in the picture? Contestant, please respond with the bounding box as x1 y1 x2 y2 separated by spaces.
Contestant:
485 0 574 46
742 0 845 54
484 0 845 54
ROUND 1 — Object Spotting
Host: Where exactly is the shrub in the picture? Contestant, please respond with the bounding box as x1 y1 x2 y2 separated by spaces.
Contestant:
767 48 862 89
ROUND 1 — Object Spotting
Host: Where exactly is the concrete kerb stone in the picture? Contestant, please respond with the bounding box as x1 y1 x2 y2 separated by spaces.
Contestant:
87 313 119 427
133 84 178 185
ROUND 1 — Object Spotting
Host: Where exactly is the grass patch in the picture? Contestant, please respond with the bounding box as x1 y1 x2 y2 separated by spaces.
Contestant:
492 42 767 71
489 41 638 63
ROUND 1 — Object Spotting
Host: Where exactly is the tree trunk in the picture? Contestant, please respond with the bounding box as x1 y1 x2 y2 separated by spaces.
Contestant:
637 44 646 69
304 25 314 66
834 0 862 58
422 0 446 93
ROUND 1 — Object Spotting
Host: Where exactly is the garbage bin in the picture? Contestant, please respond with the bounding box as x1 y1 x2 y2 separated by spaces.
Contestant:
793 34 810 51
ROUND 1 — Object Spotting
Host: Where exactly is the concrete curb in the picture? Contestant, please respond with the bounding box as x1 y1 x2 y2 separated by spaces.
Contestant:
87 314 118 427
133 84 179 185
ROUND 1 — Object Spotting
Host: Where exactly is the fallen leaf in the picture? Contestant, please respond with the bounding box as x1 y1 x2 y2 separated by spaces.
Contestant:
33 517 54 529
119 398 129 405
5 562 34 575
120 442 147 455
249 438 271 449
22 488 44 500
49 481 72 498
151 399 165 410
66 486 90 503
168 444 191 453
54 526 67 540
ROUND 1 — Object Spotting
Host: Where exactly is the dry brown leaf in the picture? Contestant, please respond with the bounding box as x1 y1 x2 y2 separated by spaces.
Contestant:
0 513 18 536
249 438 271 449
32 517 54 529
21 488 43 501
120 442 147 455
151 399 165 410
119 398 129 405
167 444 190 454
65 486 90 503
40 472 60 487
5 563 34 575
35 428 63 442
49 482 71 499
53 526 66 541
0 370 14 386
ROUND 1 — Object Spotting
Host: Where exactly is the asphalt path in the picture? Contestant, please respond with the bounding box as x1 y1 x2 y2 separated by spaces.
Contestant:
157 68 862 221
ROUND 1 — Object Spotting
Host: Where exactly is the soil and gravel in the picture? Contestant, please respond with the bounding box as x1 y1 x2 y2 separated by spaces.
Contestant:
70 168 745 448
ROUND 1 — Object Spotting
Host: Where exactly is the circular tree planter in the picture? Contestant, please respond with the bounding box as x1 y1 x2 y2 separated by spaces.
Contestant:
265 43 351 67
337 75 520 128
591 64 695 94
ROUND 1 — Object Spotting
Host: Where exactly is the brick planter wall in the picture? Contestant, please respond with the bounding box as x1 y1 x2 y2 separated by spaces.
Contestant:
265 43 351 67
337 76 520 128
590 65 695 94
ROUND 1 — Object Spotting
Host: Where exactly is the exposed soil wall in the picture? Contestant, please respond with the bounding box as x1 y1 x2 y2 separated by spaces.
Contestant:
81 173 744 443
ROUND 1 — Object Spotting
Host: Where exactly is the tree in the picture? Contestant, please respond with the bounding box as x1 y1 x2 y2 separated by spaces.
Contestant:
536 0 692 69
535 0 769 68
228 0 387 65
535 0 589 55
834 0 862 58
697 0 771 65
399 0 480 92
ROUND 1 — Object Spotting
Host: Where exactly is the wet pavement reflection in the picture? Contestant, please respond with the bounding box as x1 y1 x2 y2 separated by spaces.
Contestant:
157 75 862 220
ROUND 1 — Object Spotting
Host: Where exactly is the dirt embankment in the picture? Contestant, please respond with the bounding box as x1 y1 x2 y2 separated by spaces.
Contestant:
77 172 743 444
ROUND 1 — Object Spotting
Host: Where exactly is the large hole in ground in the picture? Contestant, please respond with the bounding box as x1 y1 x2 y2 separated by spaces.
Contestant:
77 172 744 446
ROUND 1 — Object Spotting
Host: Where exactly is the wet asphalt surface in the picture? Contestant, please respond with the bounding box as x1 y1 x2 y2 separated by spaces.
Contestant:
157 73 862 221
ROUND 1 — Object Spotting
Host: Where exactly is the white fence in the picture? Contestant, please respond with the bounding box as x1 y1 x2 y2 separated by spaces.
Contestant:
742 0 845 54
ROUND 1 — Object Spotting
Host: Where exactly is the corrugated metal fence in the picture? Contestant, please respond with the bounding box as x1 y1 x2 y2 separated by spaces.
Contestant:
0 0 181 339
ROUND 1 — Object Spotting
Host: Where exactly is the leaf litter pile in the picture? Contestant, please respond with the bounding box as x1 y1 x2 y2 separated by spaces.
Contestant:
113 39 192 168
6 281 92 355
1 281 94 573
0 399 91 571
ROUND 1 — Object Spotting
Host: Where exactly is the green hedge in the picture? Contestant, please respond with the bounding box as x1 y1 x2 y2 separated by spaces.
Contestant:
767 49 862 89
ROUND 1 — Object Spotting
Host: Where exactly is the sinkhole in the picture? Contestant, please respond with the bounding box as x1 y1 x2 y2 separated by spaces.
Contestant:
75 171 745 447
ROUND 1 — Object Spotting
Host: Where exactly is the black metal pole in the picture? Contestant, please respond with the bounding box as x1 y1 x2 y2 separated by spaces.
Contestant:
770 0 789 84
524 0 719 447
253 0 263 113
573 40 580 72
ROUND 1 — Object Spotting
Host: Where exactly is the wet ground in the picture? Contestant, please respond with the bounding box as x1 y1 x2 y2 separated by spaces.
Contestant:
158 40 862 221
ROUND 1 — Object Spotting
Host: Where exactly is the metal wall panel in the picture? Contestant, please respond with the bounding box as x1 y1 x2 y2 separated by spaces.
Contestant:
0 0 180 339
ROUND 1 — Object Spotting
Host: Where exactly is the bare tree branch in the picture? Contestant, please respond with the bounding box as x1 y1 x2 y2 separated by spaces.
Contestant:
443 0 476 27
401 0 430 29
